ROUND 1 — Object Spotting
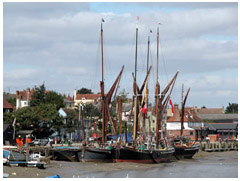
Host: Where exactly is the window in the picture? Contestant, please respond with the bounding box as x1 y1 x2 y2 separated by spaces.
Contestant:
152 120 155 123
82 97 86 100
190 131 193 135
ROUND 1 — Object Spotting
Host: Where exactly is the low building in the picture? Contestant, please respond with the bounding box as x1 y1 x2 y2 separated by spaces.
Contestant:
3 99 14 113
73 89 102 107
206 123 238 139
166 104 207 141
16 88 35 109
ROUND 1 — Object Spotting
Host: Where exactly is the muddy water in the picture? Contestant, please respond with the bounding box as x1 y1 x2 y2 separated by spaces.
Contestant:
3 151 238 178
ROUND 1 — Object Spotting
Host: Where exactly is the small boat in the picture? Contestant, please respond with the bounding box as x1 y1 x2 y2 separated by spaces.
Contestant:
174 142 200 159
8 160 45 169
3 172 9 178
46 174 60 178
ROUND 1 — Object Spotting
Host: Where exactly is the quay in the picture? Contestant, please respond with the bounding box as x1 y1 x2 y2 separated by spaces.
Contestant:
200 140 238 152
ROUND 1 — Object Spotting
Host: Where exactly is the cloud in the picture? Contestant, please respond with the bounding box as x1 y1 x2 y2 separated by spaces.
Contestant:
3 2 238 108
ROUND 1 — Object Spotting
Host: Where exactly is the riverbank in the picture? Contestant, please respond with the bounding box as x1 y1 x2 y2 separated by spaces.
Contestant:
3 150 238 178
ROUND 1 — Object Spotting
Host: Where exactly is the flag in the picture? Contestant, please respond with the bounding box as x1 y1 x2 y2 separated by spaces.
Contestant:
142 104 147 115
150 30 152 33
169 98 174 114
102 18 105 22
137 16 139 20
12 118 16 127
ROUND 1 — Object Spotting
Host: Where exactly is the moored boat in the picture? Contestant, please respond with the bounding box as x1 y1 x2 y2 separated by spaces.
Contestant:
112 145 174 163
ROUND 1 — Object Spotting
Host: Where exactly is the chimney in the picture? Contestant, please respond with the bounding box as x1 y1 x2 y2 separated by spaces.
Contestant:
173 104 180 121
74 89 77 101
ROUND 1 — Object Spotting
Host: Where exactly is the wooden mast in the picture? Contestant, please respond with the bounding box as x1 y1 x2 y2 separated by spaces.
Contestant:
155 24 160 147
133 17 139 145
100 21 105 144
118 98 122 145
181 87 190 136
144 32 150 130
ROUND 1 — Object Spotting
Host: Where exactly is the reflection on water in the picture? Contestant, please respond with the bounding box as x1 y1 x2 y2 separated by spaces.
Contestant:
45 151 238 178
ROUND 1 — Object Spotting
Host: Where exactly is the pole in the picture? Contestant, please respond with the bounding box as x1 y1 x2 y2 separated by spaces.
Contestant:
118 98 122 145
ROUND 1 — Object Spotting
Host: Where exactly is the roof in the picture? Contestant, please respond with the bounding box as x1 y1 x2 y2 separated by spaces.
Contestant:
76 94 101 100
3 124 10 132
16 88 35 101
197 108 224 114
204 123 217 131
3 99 14 109
3 92 16 100
198 114 238 121
122 103 132 112
167 109 203 123
209 123 238 130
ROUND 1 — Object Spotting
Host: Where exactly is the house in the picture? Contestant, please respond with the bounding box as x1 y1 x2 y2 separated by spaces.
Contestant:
3 99 14 113
73 89 102 107
3 124 14 145
64 95 74 108
166 104 207 141
16 88 35 109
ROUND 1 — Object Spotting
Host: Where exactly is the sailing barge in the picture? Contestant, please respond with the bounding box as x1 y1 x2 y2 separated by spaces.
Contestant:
172 87 200 159
112 21 177 163
81 20 124 162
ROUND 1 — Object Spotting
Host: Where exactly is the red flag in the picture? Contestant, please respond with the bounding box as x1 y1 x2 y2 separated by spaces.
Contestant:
169 98 174 114
142 104 147 115
137 16 139 20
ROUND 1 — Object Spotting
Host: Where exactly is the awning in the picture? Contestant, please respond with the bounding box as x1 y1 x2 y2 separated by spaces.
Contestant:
18 130 34 134
217 130 236 133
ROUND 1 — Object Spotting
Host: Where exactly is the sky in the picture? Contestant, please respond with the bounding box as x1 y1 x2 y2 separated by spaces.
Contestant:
2 1 238 109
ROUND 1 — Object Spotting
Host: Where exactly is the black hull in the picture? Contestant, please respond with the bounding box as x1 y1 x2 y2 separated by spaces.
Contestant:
50 149 82 162
174 145 199 159
81 147 113 162
112 146 175 163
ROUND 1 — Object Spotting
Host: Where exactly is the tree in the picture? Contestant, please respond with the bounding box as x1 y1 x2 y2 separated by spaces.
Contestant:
46 91 64 110
201 106 206 108
30 84 47 107
225 103 238 114
77 88 93 94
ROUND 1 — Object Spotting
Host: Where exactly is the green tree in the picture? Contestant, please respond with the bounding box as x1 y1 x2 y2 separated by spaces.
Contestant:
77 88 93 94
30 84 47 107
46 91 64 110
63 109 77 134
225 103 238 114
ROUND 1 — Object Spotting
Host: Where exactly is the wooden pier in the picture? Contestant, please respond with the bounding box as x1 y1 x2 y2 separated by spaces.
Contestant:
200 141 238 152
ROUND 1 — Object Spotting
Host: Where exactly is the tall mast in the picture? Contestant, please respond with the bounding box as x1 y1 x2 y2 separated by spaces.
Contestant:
144 32 151 130
155 24 160 147
100 21 105 144
133 16 139 144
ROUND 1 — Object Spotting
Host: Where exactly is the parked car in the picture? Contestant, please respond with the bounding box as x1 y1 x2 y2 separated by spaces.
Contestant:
29 139 48 146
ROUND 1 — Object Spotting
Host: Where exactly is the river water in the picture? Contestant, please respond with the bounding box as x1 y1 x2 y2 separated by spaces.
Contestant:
3 151 238 178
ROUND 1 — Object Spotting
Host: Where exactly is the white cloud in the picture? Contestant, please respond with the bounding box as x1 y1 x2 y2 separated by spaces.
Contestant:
3 2 238 108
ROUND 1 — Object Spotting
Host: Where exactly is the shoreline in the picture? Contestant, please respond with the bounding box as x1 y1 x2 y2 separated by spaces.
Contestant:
3 150 238 178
